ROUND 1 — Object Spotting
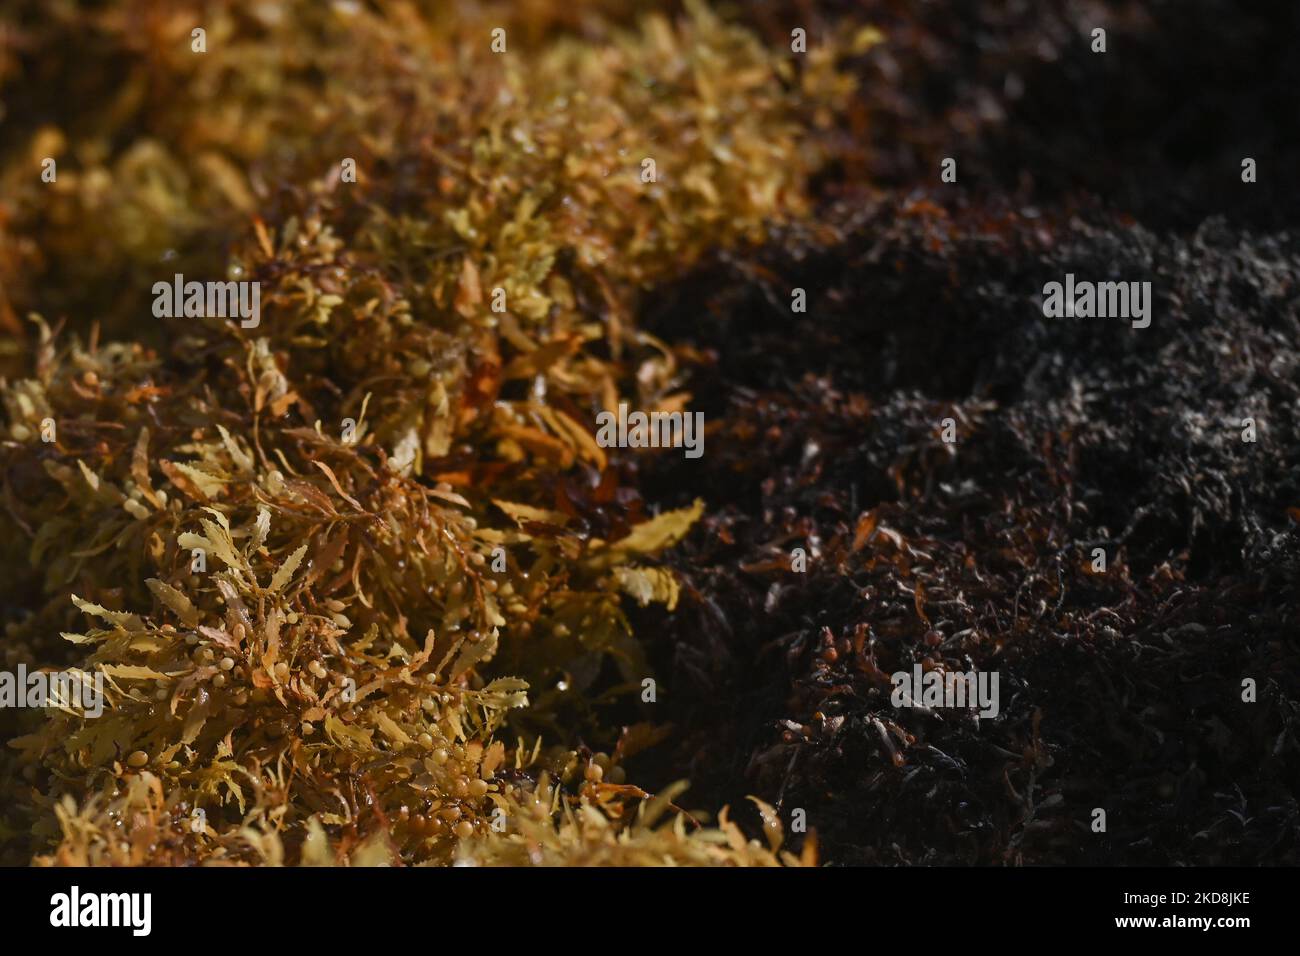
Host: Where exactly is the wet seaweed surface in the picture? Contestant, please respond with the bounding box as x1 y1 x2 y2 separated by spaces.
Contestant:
0 0 1296 867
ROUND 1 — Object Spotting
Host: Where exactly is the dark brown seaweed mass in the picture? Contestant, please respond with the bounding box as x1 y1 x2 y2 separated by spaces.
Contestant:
632 203 1300 865
626 0 1300 865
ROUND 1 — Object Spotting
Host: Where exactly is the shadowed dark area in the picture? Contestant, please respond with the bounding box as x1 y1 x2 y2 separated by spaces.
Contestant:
626 0 1300 865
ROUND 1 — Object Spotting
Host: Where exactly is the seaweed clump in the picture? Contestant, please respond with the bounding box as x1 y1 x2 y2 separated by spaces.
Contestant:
612 0 1300 868
0 1 859 865
634 190 1300 866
